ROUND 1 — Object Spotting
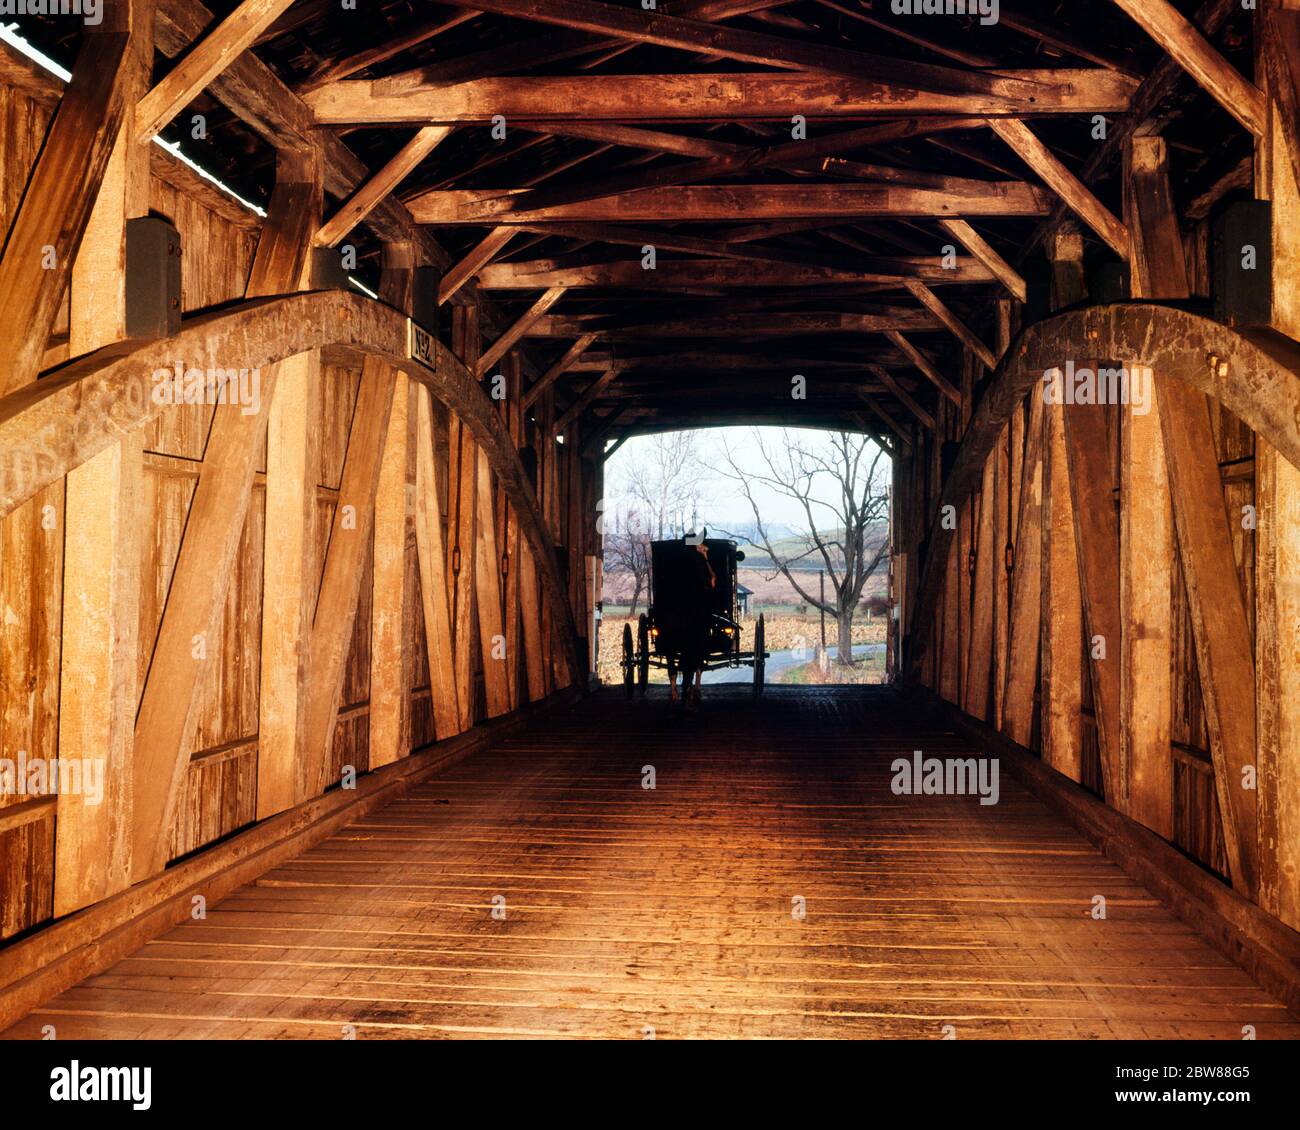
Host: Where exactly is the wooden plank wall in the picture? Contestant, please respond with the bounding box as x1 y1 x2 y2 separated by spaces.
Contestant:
901 208 1296 927
0 74 583 943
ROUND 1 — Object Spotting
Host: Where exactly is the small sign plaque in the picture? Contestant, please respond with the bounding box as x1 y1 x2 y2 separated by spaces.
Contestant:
409 319 436 372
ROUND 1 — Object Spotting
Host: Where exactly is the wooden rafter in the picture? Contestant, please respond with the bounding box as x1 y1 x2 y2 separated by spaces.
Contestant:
0 30 132 395
902 280 998 370
555 370 621 434
885 331 961 407
314 126 452 249
478 287 567 375
307 70 1139 124
135 0 298 142
988 118 1129 257
372 0 1041 98
409 183 1054 224
523 333 599 409
938 219 1028 303
1110 0 1266 137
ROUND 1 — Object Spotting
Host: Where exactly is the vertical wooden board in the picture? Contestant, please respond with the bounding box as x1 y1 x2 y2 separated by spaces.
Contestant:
1002 392 1045 749
448 306 480 731
992 425 1011 727
0 810 54 940
1174 753 1230 879
414 388 461 740
302 358 394 794
1159 377 1258 896
370 376 415 768
1040 405 1084 782
937 533 960 706
317 362 362 492
1121 399 1174 838
0 485 64 809
190 483 264 754
1256 440 1300 929
956 495 972 707
340 541 374 715
167 745 256 862
148 176 257 312
518 538 548 703
1061 400 1124 804
257 350 320 818
55 437 141 915
964 455 996 721
0 87 54 238
474 449 511 718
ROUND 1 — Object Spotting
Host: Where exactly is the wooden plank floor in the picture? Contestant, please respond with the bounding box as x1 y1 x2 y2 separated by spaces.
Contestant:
5 686 1298 1039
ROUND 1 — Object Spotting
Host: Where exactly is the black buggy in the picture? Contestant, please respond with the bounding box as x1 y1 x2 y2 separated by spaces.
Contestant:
620 537 767 697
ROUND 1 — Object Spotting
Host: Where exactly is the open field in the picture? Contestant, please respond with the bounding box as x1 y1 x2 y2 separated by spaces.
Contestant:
594 613 887 686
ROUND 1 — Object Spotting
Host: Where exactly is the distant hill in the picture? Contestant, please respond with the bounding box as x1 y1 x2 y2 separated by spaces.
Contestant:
723 522 889 574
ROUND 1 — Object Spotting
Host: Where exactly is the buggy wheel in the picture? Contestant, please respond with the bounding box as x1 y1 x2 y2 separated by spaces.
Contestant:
753 613 766 697
637 614 650 694
622 623 635 699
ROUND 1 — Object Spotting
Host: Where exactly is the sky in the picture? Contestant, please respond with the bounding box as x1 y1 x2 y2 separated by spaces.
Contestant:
604 425 890 536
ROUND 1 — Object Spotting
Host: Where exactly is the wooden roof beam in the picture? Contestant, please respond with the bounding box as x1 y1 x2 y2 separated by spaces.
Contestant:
477 257 994 289
988 118 1129 257
868 363 936 432
527 310 943 338
478 287 567 375
382 0 1040 98
1110 0 1267 137
306 71 1139 124
902 280 998 370
555 369 621 434
938 218 1027 302
1024 0 1236 260
314 126 451 249
438 226 517 304
297 9 481 92
399 0 790 88
884 331 961 407
523 333 600 409
136 0 298 143
410 183 1053 224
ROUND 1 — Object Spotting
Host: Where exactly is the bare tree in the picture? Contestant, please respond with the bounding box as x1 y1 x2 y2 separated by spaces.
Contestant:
713 430 890 665
620 431 709 539
603 432 710 615
603 506 652 616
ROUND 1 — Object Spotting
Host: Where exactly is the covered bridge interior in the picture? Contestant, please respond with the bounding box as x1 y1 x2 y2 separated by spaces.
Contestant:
1 0 1300 1039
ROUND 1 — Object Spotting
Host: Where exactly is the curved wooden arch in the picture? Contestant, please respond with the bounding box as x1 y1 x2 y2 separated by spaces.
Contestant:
0 289 584 685
908 302 1300 670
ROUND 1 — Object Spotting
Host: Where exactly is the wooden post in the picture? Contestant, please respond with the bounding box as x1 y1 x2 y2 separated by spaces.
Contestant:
1119 133 1185 836
369 243 418 767
1001 393 1045 748
1256 3 1300 927
1040 404 1084 782
1158 378 1259 897
448 305 480 729
55 0 152 908
257 148 325 817
1035 231 1086 777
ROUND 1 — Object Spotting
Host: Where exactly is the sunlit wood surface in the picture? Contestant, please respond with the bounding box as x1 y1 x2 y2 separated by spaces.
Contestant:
6 687 1297 1040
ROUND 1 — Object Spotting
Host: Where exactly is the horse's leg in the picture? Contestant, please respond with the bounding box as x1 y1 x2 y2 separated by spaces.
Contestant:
668 659 679 702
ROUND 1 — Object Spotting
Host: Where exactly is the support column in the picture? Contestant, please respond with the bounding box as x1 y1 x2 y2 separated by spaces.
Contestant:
55 0 152 910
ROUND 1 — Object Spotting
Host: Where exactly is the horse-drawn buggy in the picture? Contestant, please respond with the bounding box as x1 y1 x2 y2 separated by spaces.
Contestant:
620 536 767 699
